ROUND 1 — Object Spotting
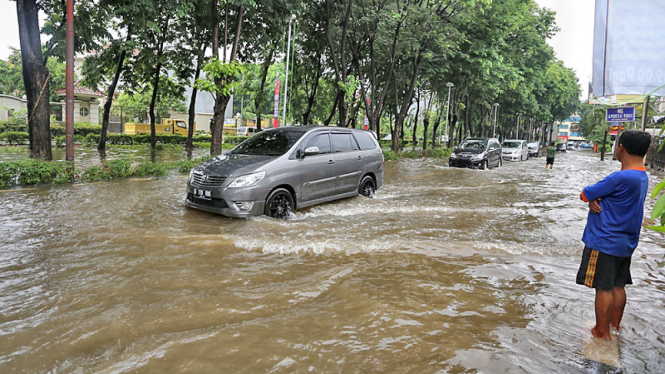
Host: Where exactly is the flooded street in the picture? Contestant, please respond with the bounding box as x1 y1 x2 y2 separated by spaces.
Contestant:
1 150 664 373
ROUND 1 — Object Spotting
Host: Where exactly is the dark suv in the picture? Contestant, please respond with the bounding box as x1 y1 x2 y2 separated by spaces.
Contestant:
185 126 384 219
449 137 502 169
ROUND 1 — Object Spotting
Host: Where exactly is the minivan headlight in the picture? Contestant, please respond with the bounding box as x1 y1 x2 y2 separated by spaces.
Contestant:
228 171 266 188
188 168 195 181
450 153 458 159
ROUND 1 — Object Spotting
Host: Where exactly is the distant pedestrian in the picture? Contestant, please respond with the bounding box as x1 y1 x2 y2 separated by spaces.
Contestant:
575 130 651 341
545 141 556 169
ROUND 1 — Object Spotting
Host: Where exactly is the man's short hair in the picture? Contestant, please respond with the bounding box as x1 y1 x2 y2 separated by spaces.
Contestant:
618 130 651 157
550 141 555 146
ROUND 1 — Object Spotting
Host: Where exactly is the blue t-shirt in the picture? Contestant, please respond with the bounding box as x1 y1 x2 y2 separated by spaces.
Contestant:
581 168 649 257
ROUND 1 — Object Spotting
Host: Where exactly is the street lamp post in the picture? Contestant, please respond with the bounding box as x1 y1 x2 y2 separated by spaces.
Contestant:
515 112 521 139
282 14 296 127
445 82 454 145
492 103 499 138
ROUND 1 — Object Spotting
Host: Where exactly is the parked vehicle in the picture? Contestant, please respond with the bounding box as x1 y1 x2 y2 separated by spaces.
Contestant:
556 142 567 153
124 119 193 136
185 126 384 219
237 126 259 137
527 141 541 157
501 139 529 161
579 142 593 149
567 141 576 149
449 137 502 169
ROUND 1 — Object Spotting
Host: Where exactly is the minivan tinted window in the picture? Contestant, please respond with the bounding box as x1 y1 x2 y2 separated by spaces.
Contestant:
332 133 356 153
304 133 332 154
231 130 304 156
354 131 378 151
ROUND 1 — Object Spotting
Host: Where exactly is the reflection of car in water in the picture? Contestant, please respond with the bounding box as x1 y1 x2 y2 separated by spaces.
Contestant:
527 141 541 157
501 139 529 161
449 137 502 170
185 127 384 219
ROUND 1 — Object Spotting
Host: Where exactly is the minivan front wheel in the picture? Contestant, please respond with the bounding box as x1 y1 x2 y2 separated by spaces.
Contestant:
265 188 294 219
359 176 375 198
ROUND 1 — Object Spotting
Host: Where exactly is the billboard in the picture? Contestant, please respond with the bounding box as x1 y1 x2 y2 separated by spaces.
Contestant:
592 0 665 97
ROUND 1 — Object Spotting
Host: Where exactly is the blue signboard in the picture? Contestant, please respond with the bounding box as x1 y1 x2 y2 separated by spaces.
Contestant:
606 107 635 122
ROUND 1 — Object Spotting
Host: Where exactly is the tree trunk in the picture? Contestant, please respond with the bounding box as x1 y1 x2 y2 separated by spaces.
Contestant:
431 106 442 148
187 50 204 152
302 53 322 126
16 0 51 160
99 32 130 151
148 57 163 150
255 49 273 131
412 90 420 144
211 7 244 155
324 92 340 126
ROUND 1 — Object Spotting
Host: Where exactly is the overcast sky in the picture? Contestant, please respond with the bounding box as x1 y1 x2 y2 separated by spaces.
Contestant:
0 1 594 97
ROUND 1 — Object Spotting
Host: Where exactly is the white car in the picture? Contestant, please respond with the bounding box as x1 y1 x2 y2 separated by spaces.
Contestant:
237 126 259 137
501 139 529 161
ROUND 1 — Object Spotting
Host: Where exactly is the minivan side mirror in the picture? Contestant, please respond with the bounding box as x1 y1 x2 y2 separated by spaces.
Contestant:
303 146 320 156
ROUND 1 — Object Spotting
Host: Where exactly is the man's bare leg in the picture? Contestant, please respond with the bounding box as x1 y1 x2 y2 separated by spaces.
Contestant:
592 289 613 340
610 286 626 331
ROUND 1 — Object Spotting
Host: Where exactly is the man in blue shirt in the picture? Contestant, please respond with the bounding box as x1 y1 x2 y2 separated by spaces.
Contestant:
576 130 651 341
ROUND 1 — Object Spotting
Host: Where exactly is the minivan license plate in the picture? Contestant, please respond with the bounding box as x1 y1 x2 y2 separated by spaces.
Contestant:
194 188 212 200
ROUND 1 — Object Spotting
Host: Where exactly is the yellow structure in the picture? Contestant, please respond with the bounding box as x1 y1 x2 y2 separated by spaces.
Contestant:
124 119 193 136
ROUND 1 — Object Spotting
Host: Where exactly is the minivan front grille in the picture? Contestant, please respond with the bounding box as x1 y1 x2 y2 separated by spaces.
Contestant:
191 172 227 188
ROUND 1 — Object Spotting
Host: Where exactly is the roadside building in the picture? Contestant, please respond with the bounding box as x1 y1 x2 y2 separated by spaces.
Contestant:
54 81 105 125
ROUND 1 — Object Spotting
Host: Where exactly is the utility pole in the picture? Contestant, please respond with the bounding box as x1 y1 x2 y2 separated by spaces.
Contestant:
65 0 74 161
641 95 651 131
282 15 295 127
445 82 454 146
493 103 499 138
515 113 521 139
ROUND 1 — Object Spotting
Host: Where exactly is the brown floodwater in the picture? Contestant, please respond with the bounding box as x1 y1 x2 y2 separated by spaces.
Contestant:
1 150 664 373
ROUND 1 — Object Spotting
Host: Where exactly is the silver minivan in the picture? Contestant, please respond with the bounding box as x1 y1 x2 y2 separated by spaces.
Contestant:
185 126 384 218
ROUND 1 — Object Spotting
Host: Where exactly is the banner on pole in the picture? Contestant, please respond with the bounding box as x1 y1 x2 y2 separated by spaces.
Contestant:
592 0 665 97
273 80 280 128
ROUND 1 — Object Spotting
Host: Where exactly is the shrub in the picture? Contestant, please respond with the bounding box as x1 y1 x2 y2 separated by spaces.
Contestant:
0 121 28 134
382 148 452 161
224 136 247 144
74 122 102 137
133 162 169 177
50 124 65 137
193 135 212 142
54 135 65 147
107 134 134 145
193 142 211 149
382 150 398 161
104 159 133 178
0 131 30 145
84 134 100 146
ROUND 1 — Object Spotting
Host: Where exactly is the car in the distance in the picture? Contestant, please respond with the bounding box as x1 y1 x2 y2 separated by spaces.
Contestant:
449 137 502 169
556 142 567 153
501 139 528 161
527 141 541 158
185 126 384 219
237 126 259 137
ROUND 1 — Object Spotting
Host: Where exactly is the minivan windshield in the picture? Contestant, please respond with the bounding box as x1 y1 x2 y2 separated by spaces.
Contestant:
502 141 521 149
459 139 487 149
528 142 539 148
231 130 305 156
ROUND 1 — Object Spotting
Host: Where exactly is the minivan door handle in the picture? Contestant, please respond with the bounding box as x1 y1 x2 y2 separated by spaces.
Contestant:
328 160 335 164
357 156 363 161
